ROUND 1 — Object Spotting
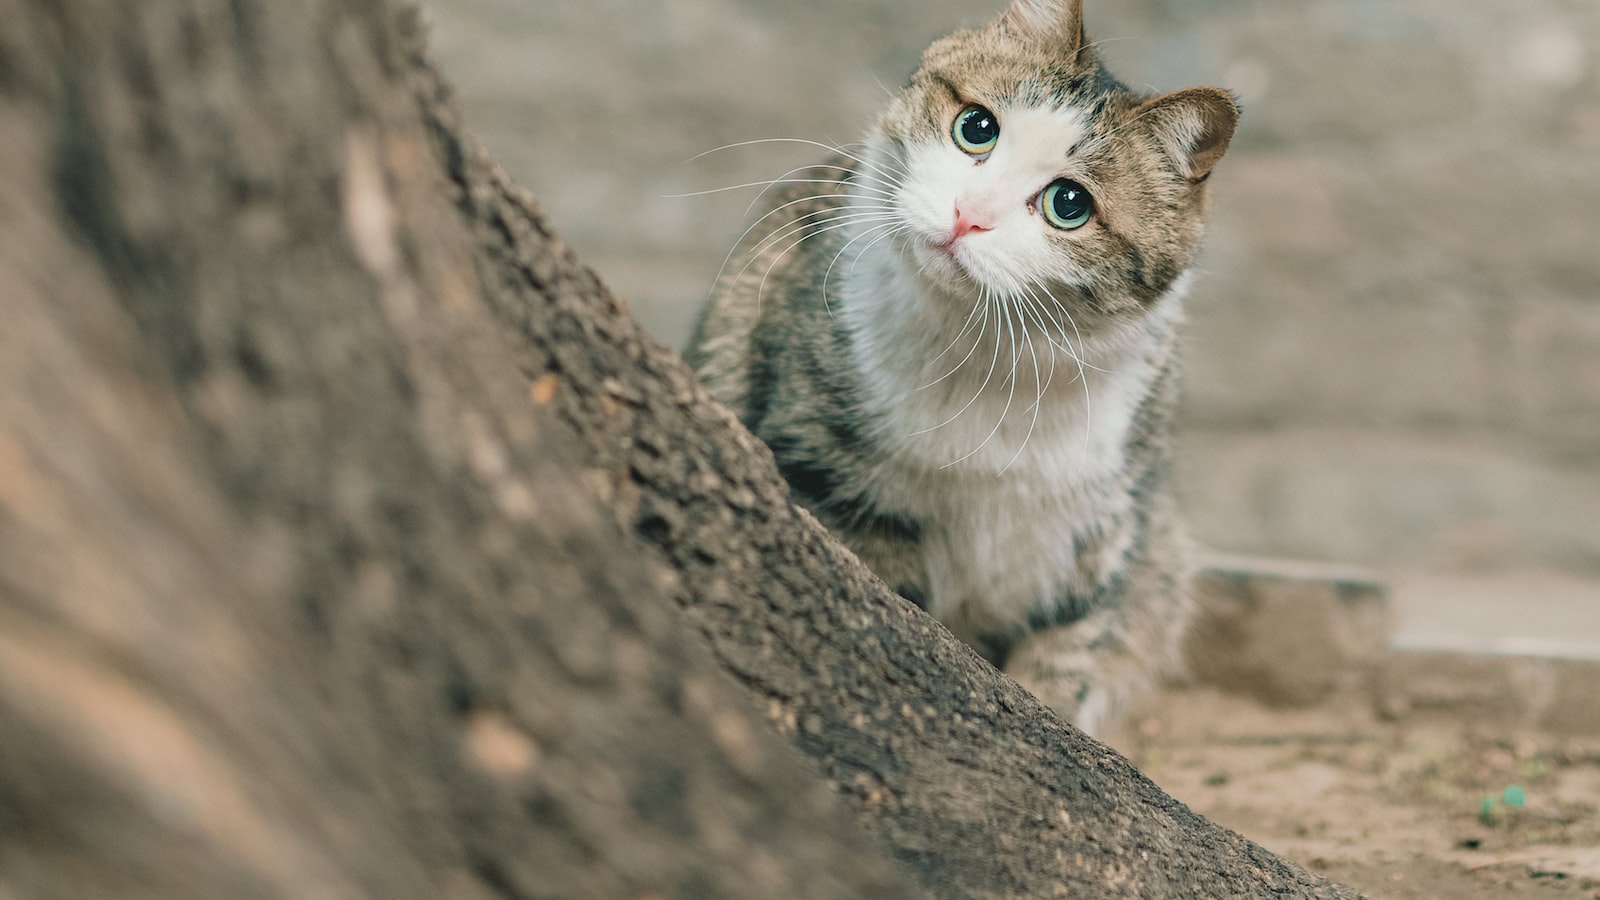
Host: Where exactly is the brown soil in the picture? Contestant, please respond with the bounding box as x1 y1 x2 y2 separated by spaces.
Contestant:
1113 688 1600 899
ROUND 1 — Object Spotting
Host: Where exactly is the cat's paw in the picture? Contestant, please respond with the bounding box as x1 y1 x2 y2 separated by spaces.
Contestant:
1003 644 1113 737
1003 621 1151 738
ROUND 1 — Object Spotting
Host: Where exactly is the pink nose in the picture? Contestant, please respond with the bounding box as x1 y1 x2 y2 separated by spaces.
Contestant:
951 205 993 242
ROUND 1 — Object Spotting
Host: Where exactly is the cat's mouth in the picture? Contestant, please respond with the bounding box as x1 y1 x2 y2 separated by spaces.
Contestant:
903 228 961 266
909 232 980 286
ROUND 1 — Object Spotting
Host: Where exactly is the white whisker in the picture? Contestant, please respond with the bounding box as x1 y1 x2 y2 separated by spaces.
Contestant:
663 177 893 201
1031 284 1097 457
749 212 903 308
923 289 991 371
917 287 996 392
1015 287 1080 362
847 222 910 284
941 293 1022 469
686 137 909 192
739 207 901 269
822 220 907 316
1000 296 1047 474
708 197 897 301
911 287 1003 437
1035 284 1111 375
726 163 888 219
1014 292 1061 413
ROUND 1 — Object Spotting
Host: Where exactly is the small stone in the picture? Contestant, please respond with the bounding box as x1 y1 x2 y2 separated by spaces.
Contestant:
463 711 539 779
530 372 559 405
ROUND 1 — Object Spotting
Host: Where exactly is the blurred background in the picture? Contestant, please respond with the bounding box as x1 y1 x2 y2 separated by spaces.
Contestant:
425 0 1600 646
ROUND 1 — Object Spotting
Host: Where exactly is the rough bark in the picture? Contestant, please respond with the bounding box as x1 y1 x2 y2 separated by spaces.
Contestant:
0 1 1360 898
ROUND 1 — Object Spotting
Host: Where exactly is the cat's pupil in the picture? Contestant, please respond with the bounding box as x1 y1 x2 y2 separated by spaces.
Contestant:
955 106 999 155
1051 183 1086 219
1044 179 1093 230
961 110 997 145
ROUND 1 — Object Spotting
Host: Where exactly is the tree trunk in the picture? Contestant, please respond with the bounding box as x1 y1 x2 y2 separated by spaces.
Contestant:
0 1 1360 897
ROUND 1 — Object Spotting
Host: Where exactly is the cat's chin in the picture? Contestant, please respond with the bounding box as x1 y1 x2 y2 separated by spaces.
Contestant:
904 236 983 294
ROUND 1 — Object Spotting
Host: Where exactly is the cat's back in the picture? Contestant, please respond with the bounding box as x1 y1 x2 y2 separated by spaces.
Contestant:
686 156 857 418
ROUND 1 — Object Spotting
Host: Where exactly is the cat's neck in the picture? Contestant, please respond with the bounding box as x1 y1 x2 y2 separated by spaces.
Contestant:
837 238 1188 479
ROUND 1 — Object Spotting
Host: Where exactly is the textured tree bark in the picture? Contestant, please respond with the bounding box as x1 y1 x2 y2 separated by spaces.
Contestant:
0 1 1361 898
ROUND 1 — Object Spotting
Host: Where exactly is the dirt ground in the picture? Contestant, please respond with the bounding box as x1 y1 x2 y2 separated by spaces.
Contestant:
1112 688 1600 899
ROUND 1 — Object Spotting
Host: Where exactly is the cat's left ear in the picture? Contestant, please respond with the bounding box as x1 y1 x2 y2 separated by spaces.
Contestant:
1000 0 1085 55
1135 87 1240 182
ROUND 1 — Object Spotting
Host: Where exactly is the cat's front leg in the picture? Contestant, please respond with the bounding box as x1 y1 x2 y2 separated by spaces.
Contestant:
1003 610 1140 737
1004 570 1193 737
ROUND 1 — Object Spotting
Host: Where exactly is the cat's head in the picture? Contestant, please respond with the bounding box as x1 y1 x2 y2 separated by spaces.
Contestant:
861 0 1238 324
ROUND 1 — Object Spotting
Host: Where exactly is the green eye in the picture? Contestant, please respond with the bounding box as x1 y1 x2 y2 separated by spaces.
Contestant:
953 105 1000 156
1041 179 1093 230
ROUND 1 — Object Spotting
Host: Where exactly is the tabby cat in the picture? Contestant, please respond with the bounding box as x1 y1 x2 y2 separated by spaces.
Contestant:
687 0 1238 735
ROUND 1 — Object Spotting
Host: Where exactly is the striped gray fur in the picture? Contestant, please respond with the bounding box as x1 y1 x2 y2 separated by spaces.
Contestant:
686 0 1237 735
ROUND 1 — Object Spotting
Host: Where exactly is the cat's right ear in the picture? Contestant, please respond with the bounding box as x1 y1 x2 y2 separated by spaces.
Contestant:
1135 87 1240 182
999 0 1085 55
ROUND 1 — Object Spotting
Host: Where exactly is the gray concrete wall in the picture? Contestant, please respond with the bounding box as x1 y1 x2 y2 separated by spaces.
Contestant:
425 0 1600 586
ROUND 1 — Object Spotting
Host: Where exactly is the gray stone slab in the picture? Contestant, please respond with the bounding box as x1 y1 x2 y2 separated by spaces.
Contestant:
1186 554 1391 707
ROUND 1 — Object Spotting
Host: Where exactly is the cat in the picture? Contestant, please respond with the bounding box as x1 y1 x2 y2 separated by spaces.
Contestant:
686 0 1238 736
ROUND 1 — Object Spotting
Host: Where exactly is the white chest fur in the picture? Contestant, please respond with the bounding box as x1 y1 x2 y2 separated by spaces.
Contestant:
842 254 1188 632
